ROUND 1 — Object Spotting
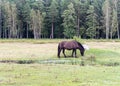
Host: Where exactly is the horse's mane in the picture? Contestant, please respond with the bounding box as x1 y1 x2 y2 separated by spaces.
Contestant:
76 41 85 50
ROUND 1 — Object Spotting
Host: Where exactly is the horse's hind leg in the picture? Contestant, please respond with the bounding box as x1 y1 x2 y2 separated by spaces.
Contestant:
58 48 61 58
62 49 66 57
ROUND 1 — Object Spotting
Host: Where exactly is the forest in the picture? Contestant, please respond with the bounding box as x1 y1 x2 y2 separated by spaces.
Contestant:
0 0 120 39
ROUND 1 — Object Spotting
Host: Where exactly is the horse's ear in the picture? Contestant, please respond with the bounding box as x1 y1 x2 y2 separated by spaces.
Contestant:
83 44 89 50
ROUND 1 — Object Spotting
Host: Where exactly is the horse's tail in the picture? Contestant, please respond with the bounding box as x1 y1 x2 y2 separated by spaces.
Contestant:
57 44 61 58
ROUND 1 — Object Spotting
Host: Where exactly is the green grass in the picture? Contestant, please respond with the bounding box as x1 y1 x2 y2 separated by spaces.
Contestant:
0 63 120 86
0 39 120 86
85 48 120 66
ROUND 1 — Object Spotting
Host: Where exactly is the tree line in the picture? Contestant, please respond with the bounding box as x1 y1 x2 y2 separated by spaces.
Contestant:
0 0 120 39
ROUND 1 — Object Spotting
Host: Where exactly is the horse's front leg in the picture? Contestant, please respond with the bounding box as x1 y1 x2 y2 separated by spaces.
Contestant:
72 49 77 57
62 48 66 58
72 49 75 57
74 49 77 58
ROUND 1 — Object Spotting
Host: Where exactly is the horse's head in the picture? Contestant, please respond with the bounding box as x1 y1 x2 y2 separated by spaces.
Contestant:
77 41 85 56
80 48 85 56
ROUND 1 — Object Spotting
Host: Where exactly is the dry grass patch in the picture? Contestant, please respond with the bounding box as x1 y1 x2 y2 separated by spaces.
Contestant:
0 43 57 60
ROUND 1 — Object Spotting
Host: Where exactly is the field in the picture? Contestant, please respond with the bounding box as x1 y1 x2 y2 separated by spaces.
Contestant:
0 39 120 86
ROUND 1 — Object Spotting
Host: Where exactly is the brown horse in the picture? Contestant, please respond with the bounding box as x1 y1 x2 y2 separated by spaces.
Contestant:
57 40 85 58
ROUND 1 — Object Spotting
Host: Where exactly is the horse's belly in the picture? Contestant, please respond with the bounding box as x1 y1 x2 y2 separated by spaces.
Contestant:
66 48 72 50
64 46 76 50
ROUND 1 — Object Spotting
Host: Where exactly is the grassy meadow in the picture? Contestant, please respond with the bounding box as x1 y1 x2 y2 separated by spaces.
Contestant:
0 39 120 86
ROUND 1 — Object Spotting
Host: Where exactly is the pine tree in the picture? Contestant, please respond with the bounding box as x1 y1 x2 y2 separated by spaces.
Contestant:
16 0 31 38
91 0 105 38
62 3 76 38
110 0 119 39
42 0 51 38
117 0 120 38
30 9 43 39
86 5 98 38
49 0 58 38
102 0 111 39
4 1 17 38
73 0 82 37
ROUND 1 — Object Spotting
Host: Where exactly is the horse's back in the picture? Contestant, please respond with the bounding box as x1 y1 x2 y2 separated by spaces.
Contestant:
63 41 79 50
58 41 67 48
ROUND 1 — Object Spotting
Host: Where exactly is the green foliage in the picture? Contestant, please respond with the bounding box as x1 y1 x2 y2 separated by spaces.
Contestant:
86 5 98 38
0 0 120 39
73 36 85 44
30 9 43 39
62 3 76 38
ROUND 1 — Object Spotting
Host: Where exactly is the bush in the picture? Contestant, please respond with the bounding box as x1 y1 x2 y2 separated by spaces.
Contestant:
73 36 84 44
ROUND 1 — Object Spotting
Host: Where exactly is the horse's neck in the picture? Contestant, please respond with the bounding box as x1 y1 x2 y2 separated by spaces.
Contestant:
77 42 84 50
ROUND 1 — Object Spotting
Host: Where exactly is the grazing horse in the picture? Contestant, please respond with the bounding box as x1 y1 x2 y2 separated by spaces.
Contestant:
57 40 85 58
